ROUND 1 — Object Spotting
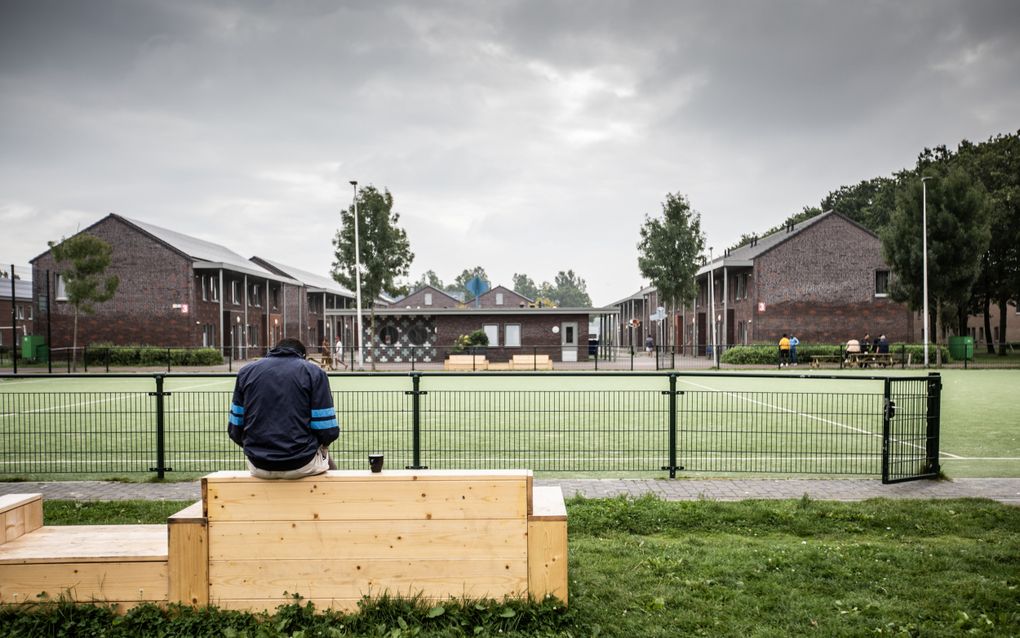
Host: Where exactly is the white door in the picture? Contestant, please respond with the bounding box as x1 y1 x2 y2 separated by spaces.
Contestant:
561 322 578 362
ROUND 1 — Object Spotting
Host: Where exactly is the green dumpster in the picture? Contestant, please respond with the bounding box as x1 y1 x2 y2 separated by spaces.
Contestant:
20 335 46 362
948 336 974 361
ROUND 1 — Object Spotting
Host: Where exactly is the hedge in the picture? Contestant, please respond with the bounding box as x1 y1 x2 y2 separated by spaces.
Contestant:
720 343 952 365
84 344 224 367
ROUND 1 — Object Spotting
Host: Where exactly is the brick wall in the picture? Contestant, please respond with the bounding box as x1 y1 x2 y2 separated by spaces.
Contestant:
752 214 914 343
475 286 530 308
397 286 459 309
435 313 589 361
32 216 197 348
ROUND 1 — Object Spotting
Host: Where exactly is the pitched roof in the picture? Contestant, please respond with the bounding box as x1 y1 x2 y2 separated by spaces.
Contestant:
607 284 656 307
696 210 867 275
0 276 32 301
251 257 353 297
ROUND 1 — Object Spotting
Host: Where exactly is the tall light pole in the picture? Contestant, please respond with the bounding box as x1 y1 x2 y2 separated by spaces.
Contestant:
709 247 718 367
921 176 931 368
350 180 364 369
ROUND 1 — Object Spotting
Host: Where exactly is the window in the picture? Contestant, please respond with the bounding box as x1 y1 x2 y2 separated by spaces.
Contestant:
495 293 504 306
201 276 207 301
408 323 429 346
483 324 499 346
378 324 399 345
231 281 240 305
209 276 219 302
16 305 24 320
55 273 67 300
251 284 261 307
271 287 279 309
424 292 433 306
505 324 521 347
875 271 890 297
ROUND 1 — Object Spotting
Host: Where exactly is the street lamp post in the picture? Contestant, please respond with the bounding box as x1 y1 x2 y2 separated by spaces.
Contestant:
921 176 931 368
709 247 718 367
350 180 364 369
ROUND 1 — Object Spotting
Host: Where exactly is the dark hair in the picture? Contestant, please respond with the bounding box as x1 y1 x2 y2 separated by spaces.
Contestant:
277 338 306 356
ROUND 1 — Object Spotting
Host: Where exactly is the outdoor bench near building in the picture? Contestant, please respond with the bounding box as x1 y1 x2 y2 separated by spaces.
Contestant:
0 469 568 611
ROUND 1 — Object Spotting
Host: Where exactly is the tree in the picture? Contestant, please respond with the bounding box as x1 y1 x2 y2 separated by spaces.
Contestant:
331 185 414 369
881 166 991 351
955 132 1020 354
820 176 899 231
48 233 120 369
413 270 445 291
511 273 539 300
551 270 592 306
637 192 706 313
449 266 489 299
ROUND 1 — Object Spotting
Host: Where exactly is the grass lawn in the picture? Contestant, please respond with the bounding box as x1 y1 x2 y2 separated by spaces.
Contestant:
0 369 1017 480
2 497 1016 637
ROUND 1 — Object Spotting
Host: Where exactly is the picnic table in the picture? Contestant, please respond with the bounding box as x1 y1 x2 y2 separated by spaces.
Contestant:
846 352 894 368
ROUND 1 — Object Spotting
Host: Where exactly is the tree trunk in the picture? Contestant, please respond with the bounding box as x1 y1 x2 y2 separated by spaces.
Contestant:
72 306 79 372
998 298 1008 357
983 295 995 354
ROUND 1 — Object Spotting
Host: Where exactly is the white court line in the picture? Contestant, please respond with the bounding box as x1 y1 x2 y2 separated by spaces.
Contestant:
677 378 962 459
0 380 229 419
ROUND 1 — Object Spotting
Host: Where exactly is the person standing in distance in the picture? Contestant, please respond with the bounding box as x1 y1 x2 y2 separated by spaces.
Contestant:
228 338 339 479
789 334 800 366
778 334 791 367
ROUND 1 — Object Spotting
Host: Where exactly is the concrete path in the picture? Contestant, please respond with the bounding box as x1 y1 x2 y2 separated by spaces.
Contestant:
2 478 1018 505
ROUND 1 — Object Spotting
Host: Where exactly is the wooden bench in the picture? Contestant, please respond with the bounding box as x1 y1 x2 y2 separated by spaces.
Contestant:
0 493 188 609
0 470 568 613
810 355 843 368
510 354 553 370
201 469 566 611
443 354 488 370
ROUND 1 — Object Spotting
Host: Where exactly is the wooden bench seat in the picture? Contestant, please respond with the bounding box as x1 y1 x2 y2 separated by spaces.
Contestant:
510 354 553 370
810 355 842 368
443 354 488 370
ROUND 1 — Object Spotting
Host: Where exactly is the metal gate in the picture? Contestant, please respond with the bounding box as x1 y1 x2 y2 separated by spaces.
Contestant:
882 374 942 483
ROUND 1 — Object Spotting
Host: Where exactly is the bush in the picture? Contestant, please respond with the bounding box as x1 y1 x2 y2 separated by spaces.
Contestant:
84 344 223 367
451 329 489 354
720 343 952 365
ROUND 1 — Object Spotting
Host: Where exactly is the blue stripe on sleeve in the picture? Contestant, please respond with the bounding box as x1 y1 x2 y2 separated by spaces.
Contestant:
229 415 244 427
231 403 245 414
310 418 338 430
311 407 336 418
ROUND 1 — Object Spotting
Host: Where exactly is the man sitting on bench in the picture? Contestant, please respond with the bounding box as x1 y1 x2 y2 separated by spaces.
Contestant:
228 338 339 479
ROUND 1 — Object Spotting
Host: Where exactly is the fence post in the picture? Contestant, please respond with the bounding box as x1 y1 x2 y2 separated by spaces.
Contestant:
67 348 71 373
405 373 428 469
105 348 110 373
84 345 88 372
149 374 171 479
881 378 891 483
630 346 634 371
661 373 682 479
926 373 942 476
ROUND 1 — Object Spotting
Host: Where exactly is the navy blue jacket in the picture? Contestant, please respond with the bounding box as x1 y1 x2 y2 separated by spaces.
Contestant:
228 345 339 471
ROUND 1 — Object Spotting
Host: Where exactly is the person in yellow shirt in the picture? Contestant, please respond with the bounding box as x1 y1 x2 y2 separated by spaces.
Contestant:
779 334 791 367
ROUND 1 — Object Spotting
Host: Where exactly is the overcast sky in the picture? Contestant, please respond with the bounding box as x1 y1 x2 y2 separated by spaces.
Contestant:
2 0 1018 305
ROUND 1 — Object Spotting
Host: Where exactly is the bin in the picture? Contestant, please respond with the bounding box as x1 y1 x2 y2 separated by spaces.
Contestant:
588 337 599 356
20 335 46 362
947 336 974 361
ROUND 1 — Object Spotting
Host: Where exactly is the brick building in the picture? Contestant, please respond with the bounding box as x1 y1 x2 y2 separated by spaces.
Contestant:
31 214 307 357
330 285 615 363
683 211 914 349
0 270 34 352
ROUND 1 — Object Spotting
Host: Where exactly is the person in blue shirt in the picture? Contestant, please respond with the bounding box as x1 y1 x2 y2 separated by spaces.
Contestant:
228 338 339 479
789 334 800 365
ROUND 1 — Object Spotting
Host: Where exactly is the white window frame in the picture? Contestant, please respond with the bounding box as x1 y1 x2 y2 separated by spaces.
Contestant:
231 281 240 305
504 323 521 347
495 292 504 306
55 273 68 301
209 276 219 302
483 324 499 346
251 284 261 307
16 305 24 320
424 292 433 306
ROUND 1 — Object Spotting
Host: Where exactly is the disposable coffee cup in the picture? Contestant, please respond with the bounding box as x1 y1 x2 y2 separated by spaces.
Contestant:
369 454 384 473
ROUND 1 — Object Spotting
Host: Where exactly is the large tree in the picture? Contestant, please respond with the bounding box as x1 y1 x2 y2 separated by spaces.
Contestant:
551 270 592 307
511 273 539 300
331 185 414 369
637 192 706 312
881 166 990 352
48 233 120 369
955 132 1020 354
413 269 445 291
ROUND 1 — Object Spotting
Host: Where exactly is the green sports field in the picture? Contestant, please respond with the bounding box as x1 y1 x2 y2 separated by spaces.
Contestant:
0 369 1016 480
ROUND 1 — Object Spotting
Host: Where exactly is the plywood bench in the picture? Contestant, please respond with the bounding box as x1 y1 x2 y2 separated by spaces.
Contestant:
443 354 488 370
0 493 185 608
847 352 894 368
200 469 566 611
810 355 842 368
511 354 553 370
